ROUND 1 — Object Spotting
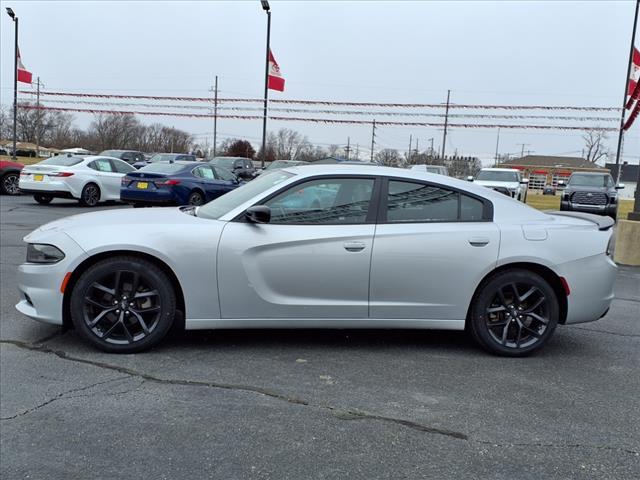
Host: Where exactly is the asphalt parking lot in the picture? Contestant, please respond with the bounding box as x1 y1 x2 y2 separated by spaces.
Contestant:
1 194 639 479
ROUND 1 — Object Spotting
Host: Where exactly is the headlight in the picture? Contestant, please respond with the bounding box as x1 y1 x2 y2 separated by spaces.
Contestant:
26 244 65 264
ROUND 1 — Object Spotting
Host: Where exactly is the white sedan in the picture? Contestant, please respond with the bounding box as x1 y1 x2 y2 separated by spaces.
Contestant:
16 165 617 356
19 155 136 206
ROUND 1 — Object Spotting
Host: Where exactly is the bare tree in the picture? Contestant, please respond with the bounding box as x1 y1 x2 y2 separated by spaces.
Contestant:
87 114 142 151
583 128 609 164
375 148 402 167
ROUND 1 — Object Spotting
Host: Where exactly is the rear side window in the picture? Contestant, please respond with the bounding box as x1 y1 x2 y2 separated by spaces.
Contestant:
386 180 486 223
194 166 215 179
88 159 114 172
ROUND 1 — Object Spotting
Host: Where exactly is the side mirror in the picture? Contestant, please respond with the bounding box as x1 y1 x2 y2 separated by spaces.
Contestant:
467 176 474 182
246 205 271 224
520 178 530 184
615 183 625 190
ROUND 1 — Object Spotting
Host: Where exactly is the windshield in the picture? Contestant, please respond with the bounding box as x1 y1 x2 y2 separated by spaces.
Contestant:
99 150 122 157
149 154 179 163
198 171 293 219
568 174 613 187
476 170 519 182
266 160 293 170
38 156 84 167
210 158 236 169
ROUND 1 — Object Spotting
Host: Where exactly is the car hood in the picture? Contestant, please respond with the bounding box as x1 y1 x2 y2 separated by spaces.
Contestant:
564 185 612 193
475 180 520 189
25 207 218 243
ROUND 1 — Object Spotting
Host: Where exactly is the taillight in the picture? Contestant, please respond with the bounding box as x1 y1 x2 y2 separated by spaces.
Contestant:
49 172 74 177
156 179 180 186
121 177 129 185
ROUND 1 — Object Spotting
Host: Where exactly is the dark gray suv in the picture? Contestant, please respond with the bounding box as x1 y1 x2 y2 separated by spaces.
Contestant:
559 172 624 220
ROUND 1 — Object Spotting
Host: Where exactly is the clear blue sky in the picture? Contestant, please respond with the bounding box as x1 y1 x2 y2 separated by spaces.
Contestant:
1 0 638 163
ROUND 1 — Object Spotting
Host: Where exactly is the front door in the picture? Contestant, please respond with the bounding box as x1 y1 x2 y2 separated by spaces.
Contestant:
217 176 378 319
369 179 500 320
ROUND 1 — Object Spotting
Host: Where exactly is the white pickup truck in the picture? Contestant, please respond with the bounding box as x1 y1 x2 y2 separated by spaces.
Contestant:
470 167 529 201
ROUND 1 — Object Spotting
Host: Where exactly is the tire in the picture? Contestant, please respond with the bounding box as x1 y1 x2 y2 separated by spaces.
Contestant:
607 208 617 222
559 201 569 211
69 256 176 353
79 183 100 207
187 190 204 206
468 269 559 357
34 194 53 204
1 172 21 195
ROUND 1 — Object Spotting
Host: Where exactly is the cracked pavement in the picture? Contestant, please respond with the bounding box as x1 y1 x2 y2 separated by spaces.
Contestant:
1 195 639 479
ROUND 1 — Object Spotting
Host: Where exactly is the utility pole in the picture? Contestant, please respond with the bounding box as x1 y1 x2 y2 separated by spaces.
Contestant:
518 143 529 159
209 75 219 158
260 2 272 169
407 134 412 164
441 89 450 160
414 138 419 163
370 119 377 162
35 77 44 159
494 128 500 164
345 137 351 160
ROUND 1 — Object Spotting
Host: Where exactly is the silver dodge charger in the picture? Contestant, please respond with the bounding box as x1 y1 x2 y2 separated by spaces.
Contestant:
16 165 617 356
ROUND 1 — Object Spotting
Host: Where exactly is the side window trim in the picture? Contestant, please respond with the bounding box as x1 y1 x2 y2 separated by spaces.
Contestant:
232 174 382 224
378 176 493 224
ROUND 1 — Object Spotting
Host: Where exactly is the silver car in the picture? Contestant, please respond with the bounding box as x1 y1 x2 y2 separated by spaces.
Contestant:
16 165 617 356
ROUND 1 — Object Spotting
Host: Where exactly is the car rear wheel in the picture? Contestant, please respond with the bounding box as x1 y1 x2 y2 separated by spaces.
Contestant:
1 172 20 195
34 194 53 204
468 269 559 357
69 256 176 353
188 190 204 206
79 183 100 207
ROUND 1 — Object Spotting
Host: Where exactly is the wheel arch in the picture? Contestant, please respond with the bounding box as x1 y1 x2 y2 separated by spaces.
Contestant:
62 249 186 330
466 262 568 326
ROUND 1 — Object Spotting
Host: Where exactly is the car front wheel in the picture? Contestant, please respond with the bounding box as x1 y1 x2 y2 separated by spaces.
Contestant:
34 194 53 204
468 269 559 356
69 256 176 353
79 183 100 207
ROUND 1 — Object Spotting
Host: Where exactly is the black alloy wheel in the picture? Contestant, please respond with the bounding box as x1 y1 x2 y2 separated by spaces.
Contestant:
188 191 204 206
70 257 176 353
469 269 559 356
34 194 53 204
80 183 100 207
1 173 20 195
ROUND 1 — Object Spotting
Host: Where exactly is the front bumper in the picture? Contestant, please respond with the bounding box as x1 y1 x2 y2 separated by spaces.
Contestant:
557 253 617 324
16 234 88 326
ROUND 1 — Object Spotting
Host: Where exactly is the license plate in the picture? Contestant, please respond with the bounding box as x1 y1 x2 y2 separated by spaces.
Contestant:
34 174 44 181
137 182 148 189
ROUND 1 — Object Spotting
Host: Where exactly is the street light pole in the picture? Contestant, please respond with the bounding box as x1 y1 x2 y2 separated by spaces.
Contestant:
260 1 271 169
6 8 18 160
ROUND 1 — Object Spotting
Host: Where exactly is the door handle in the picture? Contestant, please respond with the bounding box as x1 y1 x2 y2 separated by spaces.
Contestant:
468 236 490 247
344 241 366 252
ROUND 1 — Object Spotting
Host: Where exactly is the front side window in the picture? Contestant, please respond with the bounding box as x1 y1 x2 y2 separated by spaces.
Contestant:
112 159 136 173
214 166 236 181
198 170 293 219
265 178 375 225
386 180 486 222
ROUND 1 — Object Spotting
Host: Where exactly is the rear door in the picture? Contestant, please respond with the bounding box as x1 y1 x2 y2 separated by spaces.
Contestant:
369 178 500 320
193 165 225 201
217 176 380 319
87 158 121 200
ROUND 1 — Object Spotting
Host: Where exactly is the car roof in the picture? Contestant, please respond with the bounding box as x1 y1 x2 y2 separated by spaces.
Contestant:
480 167 520 172
570 171 609 176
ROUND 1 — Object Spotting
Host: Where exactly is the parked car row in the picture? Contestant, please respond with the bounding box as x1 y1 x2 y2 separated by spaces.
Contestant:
17 155 243 207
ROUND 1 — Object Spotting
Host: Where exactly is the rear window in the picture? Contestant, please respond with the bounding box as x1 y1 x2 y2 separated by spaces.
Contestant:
138 163 185 174
38 156 84 167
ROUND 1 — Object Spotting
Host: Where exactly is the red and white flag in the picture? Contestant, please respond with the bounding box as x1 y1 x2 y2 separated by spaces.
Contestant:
267 49 285 92
17 47 32 84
